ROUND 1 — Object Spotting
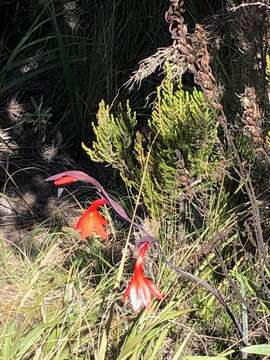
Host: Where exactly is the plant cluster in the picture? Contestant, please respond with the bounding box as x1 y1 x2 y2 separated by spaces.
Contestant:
0 0 270 359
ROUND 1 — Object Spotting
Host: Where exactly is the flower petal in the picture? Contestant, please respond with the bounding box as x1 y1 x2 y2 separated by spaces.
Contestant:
138 283 152 308
75 211 92 239
45 171 94 183
54 175 77 186
123 280 133 300
75 209 88 230
130 286 142 312
91 212 108 239
75 209 107 240
135 242 150 270
144 278 163 300
89 198 108 212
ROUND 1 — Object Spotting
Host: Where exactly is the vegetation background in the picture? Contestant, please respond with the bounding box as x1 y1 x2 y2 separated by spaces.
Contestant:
0 0 269 359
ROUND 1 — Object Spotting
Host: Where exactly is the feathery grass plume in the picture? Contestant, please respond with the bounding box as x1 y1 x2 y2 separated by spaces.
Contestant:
6 96 25 123
0 129 17 157
63 0 79 32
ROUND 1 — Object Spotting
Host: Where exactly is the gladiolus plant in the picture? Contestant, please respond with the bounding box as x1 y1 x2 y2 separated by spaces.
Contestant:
45 170 162 311
45 169 242 335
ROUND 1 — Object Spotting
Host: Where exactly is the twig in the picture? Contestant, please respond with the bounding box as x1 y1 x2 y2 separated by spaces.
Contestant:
229 2 270 12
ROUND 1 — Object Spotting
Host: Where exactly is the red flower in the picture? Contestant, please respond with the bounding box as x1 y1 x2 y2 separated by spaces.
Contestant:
123 242 162 312
54 175 77 186
75 198 108 240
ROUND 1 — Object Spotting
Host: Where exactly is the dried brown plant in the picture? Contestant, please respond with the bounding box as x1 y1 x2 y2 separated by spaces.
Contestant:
241 86 263 145
126 0 224 114
190 24 222 110
126 0 189 88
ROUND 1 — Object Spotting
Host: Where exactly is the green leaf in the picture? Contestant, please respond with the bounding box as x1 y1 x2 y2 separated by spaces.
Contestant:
12 324 48 359
1 322 16 360
241 344 270 356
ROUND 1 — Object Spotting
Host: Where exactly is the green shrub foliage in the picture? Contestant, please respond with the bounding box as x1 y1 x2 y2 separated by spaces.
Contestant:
84 72 223 216
83 100 138 185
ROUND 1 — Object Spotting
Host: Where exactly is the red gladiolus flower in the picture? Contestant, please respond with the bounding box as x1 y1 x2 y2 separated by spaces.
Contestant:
75 198 108 240
54 175 77 186
123 242 162 312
